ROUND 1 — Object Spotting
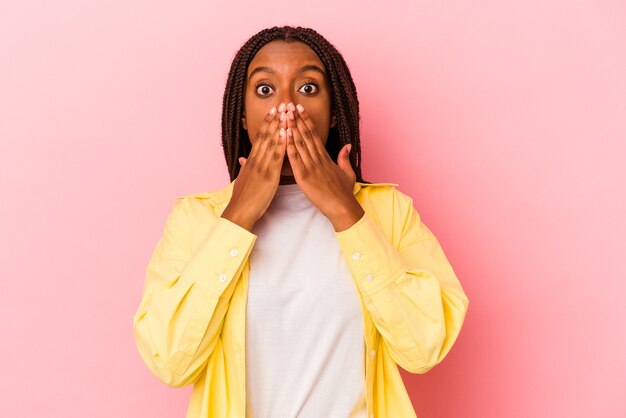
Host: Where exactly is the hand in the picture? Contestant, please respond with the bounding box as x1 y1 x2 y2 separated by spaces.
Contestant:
285 102 365 232
221 104 288 231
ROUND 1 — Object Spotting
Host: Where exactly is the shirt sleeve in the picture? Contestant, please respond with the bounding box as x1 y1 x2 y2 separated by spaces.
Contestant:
334 188 470 373
132 199 257 387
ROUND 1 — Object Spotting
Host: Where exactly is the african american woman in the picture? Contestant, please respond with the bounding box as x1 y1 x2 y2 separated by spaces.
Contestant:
133 25 470 418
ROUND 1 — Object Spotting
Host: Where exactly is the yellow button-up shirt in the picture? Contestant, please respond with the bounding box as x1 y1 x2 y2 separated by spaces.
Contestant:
133 179 470 418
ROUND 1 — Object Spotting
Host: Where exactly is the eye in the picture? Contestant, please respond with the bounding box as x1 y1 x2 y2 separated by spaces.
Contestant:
253 81 320 97
255 83 274 97
299 82 319 95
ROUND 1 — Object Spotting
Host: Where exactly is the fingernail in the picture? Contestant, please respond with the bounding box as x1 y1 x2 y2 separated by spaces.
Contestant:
280 127 285 137
296 104 304 113
287 102 296 111
280 112 286 121
278 103 286 112
269 106 276 116
288 110 294 120
287 128 293 136
348 144 352 153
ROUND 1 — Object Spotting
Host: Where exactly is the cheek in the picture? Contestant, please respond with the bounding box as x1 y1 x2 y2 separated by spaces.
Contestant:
310 102 331 129
300 105 327 126
245 112 264 144
243 96 265 133
308 113 330 136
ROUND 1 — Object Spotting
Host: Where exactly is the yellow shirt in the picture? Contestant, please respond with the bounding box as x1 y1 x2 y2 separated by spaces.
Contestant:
133 179 470 418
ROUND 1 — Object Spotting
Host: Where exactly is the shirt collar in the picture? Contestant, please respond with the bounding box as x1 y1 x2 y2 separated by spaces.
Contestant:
173 178 399 207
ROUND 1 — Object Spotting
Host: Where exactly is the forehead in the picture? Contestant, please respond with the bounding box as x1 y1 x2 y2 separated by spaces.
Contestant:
247 40 323 74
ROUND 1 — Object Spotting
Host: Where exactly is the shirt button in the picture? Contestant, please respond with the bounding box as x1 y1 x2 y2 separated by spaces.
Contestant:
365 274 373 282
352 252 361 260
370 349 376 358
218 274 227 282
230 248 239 257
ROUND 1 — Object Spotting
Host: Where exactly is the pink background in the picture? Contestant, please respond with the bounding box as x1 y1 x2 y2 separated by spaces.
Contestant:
1 1 625 417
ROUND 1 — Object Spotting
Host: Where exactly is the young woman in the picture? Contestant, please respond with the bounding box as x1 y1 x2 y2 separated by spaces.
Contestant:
133 25 470 418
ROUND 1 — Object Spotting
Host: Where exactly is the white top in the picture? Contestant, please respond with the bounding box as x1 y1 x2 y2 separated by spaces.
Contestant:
245 182 367 418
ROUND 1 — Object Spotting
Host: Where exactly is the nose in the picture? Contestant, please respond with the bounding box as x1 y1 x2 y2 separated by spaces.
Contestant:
276 93 295 110
277 99 292 110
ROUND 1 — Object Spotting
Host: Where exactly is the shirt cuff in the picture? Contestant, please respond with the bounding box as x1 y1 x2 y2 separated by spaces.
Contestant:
335 211 405 295
180 216 257 292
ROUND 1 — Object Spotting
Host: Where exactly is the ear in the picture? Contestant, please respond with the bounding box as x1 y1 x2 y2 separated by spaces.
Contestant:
241 112 247 130
330 114 337 128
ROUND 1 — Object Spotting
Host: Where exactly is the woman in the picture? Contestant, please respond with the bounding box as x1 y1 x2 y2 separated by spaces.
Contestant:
133 25 470 418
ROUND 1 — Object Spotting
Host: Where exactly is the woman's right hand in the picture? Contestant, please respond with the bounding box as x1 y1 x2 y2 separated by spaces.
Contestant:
221 104 288 232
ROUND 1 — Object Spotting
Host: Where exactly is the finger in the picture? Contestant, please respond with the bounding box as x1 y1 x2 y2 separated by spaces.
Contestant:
337 144 356 180
274 126 288 169
275 112 288 167
294 103 329 161
285 122 306 175
247 106 276 160
248 105 280 160
287 108 315 167
261 118 286 172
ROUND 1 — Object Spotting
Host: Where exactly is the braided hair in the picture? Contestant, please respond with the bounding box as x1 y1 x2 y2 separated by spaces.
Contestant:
221 25 370 184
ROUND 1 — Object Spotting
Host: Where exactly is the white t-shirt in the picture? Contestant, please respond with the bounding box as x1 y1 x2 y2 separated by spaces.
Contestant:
245 182 367 418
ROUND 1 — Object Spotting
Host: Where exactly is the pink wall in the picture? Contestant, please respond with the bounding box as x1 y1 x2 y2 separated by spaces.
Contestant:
1 1 624 417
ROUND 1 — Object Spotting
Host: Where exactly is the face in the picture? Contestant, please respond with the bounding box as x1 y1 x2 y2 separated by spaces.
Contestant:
241 40 336 176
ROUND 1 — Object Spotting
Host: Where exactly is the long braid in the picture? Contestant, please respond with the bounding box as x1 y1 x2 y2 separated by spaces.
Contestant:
220 26 370 184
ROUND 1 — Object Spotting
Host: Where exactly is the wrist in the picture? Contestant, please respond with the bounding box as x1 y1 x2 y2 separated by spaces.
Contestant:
221 204 256 232
328 200 365 232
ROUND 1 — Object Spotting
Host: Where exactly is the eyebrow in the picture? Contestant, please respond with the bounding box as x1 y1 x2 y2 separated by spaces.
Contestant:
247 64 326 83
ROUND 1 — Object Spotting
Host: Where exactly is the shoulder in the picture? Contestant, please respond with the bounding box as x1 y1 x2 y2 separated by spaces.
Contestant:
171 188 228 204
160 185 231 244
361 182 436 244
357 181 415 211
170 182 233 209
357 181 423 230
166 183 233 227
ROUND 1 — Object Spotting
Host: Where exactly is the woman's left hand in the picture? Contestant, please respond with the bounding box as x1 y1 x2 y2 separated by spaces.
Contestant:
285 103 365 232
